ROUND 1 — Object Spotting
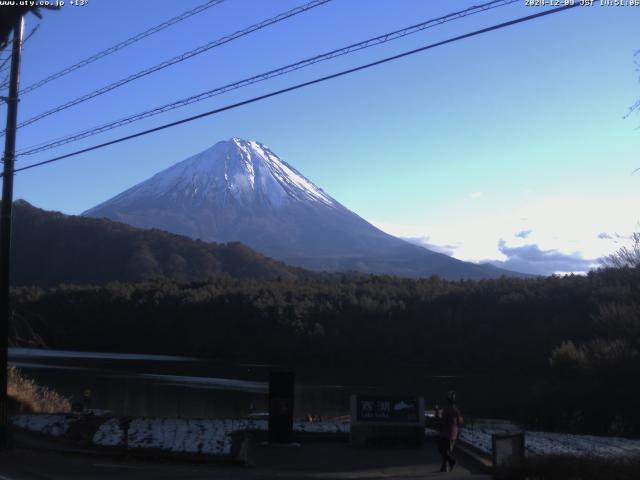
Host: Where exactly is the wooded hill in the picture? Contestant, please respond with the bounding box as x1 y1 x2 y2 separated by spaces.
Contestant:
10 200 306 286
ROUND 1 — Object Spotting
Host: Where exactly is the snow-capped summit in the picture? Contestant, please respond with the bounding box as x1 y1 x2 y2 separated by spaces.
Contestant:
84 138 527 279
86 138 336 213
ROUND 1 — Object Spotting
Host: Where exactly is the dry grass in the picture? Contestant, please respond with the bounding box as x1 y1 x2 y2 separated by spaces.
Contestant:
7 366 71 414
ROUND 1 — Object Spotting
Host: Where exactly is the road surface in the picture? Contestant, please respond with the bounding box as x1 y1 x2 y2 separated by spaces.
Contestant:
0 438 492 479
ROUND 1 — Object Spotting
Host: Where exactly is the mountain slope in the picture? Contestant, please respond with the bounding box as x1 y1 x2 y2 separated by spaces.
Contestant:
84 138 527 280
10 200 304 286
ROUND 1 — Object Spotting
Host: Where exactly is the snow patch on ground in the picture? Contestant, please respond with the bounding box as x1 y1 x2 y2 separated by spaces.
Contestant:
460 425 640 459
459 427 493 454
91 418 350 455
92 418 123 447
16 412 639 461
230 418 268 432
11 414 73 437
293 420 349 434
126 418 232 456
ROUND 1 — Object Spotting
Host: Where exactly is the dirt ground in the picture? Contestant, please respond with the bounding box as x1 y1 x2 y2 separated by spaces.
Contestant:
0 437 492 479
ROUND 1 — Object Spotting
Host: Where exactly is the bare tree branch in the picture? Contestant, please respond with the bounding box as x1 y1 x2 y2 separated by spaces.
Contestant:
601 232 640 269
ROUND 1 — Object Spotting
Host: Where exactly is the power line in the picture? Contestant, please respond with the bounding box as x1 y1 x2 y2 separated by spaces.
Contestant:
0 24 39 90
0 71 8 91
21 23 40 48
19 0 227 96
9 0 332 134
12 3 579 176
0 52 12 74
17 0 519 158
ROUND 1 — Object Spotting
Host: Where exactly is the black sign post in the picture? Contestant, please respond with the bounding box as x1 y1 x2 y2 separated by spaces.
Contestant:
268 371 294 444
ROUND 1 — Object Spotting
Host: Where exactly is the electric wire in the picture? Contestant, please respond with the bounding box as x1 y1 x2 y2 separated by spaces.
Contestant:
0 54 10 74
0 23 38 80
17 0 518 157
21 23 40 48
19 0 227 95
12 3 579 175
9 0 333 134
0 23 40 92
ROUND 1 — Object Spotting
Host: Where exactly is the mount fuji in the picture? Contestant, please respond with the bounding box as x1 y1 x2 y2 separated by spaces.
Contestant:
83 138 524 279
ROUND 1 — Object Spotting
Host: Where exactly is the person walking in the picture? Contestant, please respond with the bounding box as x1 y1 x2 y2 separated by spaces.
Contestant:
438 390 462 472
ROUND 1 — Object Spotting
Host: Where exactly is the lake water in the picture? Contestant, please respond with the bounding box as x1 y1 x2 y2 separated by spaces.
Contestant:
8 348 531 420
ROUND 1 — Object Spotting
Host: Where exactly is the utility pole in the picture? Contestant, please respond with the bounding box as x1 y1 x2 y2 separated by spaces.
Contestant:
0 16 24 448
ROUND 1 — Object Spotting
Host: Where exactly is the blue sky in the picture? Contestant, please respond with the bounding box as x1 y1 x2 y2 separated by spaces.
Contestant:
2 0 639 275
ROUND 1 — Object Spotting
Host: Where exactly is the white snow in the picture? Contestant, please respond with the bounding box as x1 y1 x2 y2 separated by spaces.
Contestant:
84 137 339 214
231 418 269 431
252 141 335 207
93 417 124 446
91 417 265 455
460 424 640 459
231 137 336 208
459 427 493 455
92 417 349 456
13 412 432 458
14 410 640 461
126 418 232 456
293 420 350 434
11 414 73 437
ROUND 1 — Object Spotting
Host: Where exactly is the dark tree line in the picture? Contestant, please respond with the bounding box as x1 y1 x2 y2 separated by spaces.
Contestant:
10 266 640 435
10 200 306 286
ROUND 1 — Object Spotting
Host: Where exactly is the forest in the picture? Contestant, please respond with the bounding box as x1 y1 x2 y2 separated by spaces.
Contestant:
9 264 640 436
9 200 306 286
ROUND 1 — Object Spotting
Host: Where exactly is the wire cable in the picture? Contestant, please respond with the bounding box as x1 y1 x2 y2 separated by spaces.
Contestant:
21 23 40 47
19 0 227 95
0 23 38 80
0 52 12 74
0 72 8 91
12 3 579 175
17 0 518 157
9 0 333 134
0 24 39 93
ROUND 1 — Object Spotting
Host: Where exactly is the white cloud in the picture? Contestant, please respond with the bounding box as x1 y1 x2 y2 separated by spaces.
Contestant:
402 236 458 256
515 229 532 239
369 192 640 275
469 191 482 200
491 240 597 275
